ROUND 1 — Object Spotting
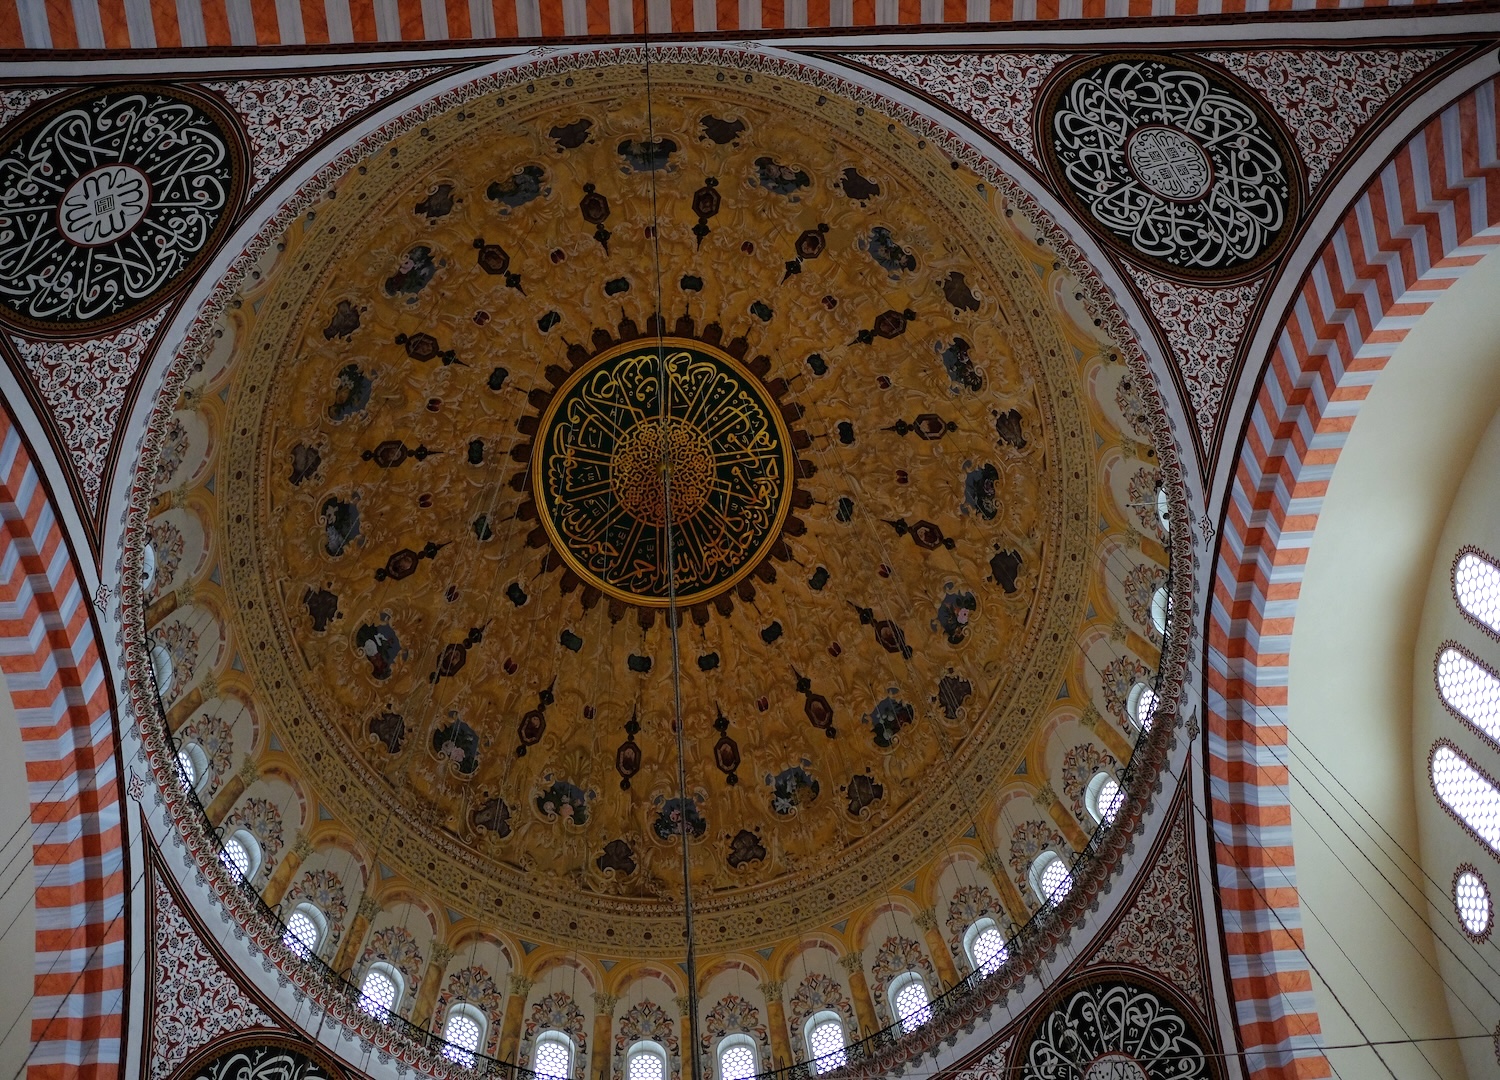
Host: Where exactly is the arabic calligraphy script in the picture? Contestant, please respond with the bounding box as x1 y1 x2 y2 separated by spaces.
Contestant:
534 339 795 606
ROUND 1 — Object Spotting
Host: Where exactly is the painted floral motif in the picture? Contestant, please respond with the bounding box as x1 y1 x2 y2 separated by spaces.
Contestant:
15 304 170 511
217 70 440 194
222 797 284 879
787 973 857 1054
1113 372 1154 442
175 711 233 799
1126 466 1166 542
149 868 274 1080
0 87 61 130
150 619 199 704
280 868 347 943
358 925 425 1011
868 936 935 1014
151 414 190 492
946 884 1004 959
437 966 505 1056
838 53 1067 167
612 1000 680 1080
699 995 769 1072
1201 47 1449 188
520 992 587 1071
1100 655 1154 726
146 517 186 601
1122 562 1169 642
1060 743 1118 821
1008 820 1066 898
1126 267 1262 453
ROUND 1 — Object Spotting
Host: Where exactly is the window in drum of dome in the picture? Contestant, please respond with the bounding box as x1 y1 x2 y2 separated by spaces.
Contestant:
1437 645 1500 747
176 748 198 791
1086 772 1124 826
141 542 158 595
150 640 175 699
358 963 401 1019
1150 586 1170 638
1155 487 1171 535
1030 851 1072 905
282 905 323 959
1454 550 1500 637
1126 683 1158 732
534 1032 575 1080
626 1041 667 1080
220 830 259 882
1454 865 1493 941
889 973 932 1033
805 1013 847 1074
963 918 1008 976
1431 741 1500 857
443 1004 486 1067
717 1035 757 1080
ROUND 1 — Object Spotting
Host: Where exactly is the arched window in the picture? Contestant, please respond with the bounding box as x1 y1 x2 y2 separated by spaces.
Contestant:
1126 683 1158 732
1155 487 1171 535
282 904 324 959
963 918 1007 976
358 962 402 1019
533 1031 575 1080
443 1002 487 1067
220 829 260 882
625 1040 668 1080
1150 585 1170 638
804 1012 847 1075
1454 865 1493 941
1085 772 1124 825
150 640 175 700
1431 740 1500 857
887 972 931 1032
1454 549 1500 637
141 542 158 595
176 742 208 793
1436 645 1500 746
1030 851 1072 905
717 1034 757 1080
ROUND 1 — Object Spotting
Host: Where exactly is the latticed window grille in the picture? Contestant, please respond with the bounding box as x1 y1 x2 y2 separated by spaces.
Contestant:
534 1033 573 1080
1437 646 1500 745
892 977 931 1032
807 1019 847 1074
1432 742 1500 856
718 1041 756 1080
1455 550 1500 636
969 924 1007 975
282 910 319 958
358 968 398 1019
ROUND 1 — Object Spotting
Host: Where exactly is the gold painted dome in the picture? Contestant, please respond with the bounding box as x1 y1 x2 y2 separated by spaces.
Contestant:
136 56 1177 967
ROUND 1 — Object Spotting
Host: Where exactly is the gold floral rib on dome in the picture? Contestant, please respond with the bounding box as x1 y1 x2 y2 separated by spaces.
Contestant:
534 339 794 607
151 56 1177 958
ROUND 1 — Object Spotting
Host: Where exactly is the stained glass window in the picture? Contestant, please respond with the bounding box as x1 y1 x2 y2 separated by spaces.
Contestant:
718 1039 756 1080
1454 550 1500 636
1437 646 1500 745
1454 867 1492 939
1431 742 1500 856
358 967 399 1019
891 976 931 1032
807 1017 846 1074
534 1033 573 1080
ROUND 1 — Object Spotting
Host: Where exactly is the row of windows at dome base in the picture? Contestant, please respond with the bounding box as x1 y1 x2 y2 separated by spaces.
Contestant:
1430 549 1500 942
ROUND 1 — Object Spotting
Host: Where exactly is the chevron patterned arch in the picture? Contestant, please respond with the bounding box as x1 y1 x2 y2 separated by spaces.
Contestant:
1207 76 1500 1080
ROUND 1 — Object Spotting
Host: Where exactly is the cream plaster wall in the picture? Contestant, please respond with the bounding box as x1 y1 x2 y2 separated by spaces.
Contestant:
0 667 36 1075
1287 250 1500 1079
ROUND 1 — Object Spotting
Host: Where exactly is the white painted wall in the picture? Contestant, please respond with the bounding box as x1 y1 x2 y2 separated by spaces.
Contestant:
1288 251 1500 1078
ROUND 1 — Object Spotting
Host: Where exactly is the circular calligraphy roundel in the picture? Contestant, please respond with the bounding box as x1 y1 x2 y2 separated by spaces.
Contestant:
1018 976 1218 1080
533 337 796 607
1042 56 1297 278
0 85 242 332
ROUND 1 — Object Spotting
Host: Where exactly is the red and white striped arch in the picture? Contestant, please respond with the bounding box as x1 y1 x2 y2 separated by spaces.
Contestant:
1207 76 1500 1080
0 405 125 1080
0 0 1491 51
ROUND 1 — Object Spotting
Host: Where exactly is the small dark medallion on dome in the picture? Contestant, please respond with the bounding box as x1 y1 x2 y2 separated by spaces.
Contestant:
699 115 746 145
432 714 479 775
415 181 456 221
368 709 405 754
323 300 363 340
726 829 766 869
768 763 819 815
844 773 884 817
537 777 593 825
754 156 810 197
472 795 511 837
302 587 340 631
934 590 978 646
487 164 548 208
384 245 438 297
653 795 706 841
354 619 402 680
864 696 914 749
597 838 636 875
549 118 592 151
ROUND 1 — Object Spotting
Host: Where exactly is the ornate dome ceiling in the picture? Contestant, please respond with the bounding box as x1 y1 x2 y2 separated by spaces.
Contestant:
123 49 1186 997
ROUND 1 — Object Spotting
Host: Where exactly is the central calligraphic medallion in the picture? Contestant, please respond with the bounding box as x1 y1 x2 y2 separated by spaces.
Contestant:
533 337 794 607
